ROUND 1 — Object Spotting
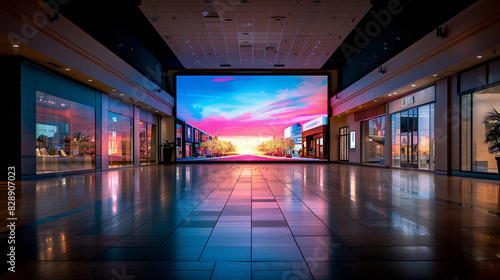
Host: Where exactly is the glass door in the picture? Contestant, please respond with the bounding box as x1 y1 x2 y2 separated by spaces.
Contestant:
339 126 349 161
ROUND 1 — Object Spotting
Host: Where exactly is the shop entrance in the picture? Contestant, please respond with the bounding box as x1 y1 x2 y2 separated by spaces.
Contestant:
391 104 434 170
400 109 418 168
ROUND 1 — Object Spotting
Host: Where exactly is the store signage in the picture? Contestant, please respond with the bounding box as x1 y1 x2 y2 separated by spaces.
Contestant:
303 117 328 132
388 86 435 114
401 96 414 108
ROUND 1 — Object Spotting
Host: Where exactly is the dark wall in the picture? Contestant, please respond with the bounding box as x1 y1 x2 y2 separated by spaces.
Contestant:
322 0 478 91
50 0 183 89
1 57 22 180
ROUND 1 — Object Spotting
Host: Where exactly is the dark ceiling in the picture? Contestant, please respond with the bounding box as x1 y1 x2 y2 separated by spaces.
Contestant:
49 0 478 92
323 0 478 91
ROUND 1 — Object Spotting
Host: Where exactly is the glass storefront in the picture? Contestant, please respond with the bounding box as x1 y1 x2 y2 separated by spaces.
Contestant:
362 116 385 163
339 126 349 161
108 112 133 167
139 121 157 165
176 123 183 158
392 103 434 170
461 84 500 173
36 93 95 173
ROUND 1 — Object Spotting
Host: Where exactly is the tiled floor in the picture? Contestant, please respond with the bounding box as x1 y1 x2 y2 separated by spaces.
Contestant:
1 163 500 279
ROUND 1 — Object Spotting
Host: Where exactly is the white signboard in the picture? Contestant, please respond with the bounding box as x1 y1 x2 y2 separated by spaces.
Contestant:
303 116 328 132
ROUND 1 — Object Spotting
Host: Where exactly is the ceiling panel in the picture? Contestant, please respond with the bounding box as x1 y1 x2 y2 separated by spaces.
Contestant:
141 0 370 69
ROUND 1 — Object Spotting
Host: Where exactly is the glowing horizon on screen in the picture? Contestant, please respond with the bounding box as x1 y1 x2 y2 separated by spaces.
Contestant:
176 75 328 158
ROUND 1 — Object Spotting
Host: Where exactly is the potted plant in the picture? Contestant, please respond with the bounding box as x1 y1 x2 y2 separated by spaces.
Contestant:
483 107 500 180
162 140 175 163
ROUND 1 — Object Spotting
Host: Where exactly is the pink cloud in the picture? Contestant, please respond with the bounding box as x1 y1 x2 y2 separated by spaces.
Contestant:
211 77 236 82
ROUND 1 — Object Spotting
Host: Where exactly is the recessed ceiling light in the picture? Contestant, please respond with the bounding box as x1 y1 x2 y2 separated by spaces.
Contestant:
270 16 286 21
65 68 70 71
411 84 416 87
134 100 138 102
433 74 438 77
148 107 151 109
477 55 483 59
111 89 116 91
13 44 19 48
374 100 377 102
120 93 124 96
393 92 397 94
155 110 159 112
358 106 362 108
88 79 92 82
388 94 392 96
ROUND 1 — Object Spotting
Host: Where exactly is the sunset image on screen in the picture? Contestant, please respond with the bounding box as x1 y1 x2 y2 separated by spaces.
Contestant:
176 75 328 161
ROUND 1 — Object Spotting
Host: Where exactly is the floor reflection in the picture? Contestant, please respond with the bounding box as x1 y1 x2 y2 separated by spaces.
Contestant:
3 163 500 279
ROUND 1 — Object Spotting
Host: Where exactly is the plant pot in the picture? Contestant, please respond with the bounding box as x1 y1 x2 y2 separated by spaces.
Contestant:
496 157 500 181
163 148 173 164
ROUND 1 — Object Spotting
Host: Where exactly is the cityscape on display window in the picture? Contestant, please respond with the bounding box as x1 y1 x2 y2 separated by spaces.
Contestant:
176 75 329 161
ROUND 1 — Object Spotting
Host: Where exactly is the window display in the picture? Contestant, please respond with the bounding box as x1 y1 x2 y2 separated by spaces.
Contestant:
36 93 95 173
339 127 349 161
461 84 500 173
362 116 385 163
176 123 183 158
139 121 157 165
108 112 133 167
391 104 434 170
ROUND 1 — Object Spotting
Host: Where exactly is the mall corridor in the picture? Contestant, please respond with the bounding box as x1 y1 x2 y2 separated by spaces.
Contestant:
1 163 499 279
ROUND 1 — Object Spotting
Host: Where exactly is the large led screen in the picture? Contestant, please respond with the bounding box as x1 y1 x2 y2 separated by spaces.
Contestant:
176 75 328 161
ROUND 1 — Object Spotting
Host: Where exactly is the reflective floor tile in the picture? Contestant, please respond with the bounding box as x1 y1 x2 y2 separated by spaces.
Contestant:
252 246 304 261
200 246 251 261
9 164 500 279
148 246 205 261
145 261 215 271
93 247 156 261
136 270 212 280
212 261 251 280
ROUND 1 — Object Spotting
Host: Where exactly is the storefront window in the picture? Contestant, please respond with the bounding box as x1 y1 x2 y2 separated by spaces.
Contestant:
339 126 349 161
176 123 183 158
36 93 95 173
108 112 133 167
392 104 434 170
392 113 401 167
461 85 500 173
418 105 434 169
139 121 157 165
461 94 472 171
362 116 385 163
149 123 157 164
139 121 147 164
